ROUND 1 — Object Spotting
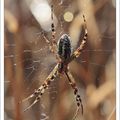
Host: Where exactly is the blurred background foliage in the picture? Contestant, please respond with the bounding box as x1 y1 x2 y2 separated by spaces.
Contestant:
4 0 116 120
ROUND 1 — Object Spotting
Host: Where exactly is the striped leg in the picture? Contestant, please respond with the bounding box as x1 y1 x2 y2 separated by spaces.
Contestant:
64 70 83 120
40 5 57 54
50 5 57 53
51 5 56 45
22 64 59 112
68 15 88 63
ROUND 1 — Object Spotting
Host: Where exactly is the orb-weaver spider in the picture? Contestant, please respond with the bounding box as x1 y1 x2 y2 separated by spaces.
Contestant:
22 5 88 120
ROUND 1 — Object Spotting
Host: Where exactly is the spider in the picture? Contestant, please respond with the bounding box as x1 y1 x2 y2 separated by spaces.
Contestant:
22 5 88 120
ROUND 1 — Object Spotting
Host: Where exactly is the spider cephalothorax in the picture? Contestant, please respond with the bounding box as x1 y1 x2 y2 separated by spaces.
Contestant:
22 5 87 120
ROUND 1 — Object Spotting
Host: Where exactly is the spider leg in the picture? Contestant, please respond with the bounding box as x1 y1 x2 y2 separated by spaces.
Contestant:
51 5 57 46
41 30 61 62
21 89 39 103
50 5 58 54
68 15 88 64
41 31 56 55
41 31 51 44
64 70 83 119
22 64 59 111
40 5 57 54
23 96 40 112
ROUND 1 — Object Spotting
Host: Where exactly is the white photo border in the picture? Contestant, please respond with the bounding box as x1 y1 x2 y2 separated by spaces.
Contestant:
0 0 4 120
116 0 120 120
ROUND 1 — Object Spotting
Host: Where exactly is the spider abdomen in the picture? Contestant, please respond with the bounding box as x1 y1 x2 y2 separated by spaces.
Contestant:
58 34 71 61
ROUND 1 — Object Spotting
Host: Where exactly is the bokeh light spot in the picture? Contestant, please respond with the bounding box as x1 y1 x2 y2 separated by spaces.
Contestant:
63 11 74 22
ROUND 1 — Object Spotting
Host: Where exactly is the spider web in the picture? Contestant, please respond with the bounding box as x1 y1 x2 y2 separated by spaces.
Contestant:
4 23 115 120
4 0 116 120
